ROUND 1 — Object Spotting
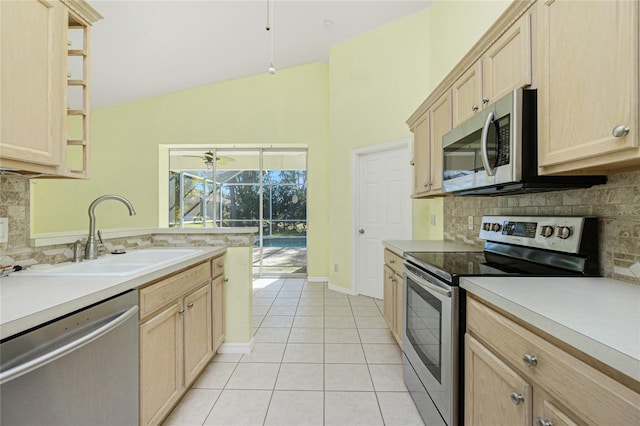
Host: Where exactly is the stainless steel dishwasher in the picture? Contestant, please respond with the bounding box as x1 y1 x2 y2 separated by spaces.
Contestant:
0 290 139 426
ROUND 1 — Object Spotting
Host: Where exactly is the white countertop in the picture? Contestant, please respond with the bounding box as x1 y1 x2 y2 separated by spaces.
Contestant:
0 247 226 340
383 239 481 257
461 276 640 383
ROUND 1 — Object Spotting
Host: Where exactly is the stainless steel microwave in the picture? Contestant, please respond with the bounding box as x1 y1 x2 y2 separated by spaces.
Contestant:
441 89 606 196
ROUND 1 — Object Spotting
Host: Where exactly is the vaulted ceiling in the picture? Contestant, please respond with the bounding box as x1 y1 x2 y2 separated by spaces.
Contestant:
89 1 432 108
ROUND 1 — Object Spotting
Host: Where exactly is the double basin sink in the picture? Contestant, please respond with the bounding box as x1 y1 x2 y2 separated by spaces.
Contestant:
17 248 205 277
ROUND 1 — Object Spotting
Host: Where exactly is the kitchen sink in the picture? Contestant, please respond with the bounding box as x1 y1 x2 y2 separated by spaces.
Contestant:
16 248 205 277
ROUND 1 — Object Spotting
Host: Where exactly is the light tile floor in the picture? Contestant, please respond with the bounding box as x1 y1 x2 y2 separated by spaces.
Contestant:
163 278 425 426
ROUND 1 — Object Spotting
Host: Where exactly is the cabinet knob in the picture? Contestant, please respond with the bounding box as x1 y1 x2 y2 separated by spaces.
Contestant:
359 229 365 234
409 160 415 166
509 392 525 406
472 104 479 112
522 353 538 367
536 417 553 426
178 308 185 315
388 274 394 280
482 97 490 104
187 302 194 309
612 124 630 138
224 277 229 282
389 258 395 264
217 263 224 268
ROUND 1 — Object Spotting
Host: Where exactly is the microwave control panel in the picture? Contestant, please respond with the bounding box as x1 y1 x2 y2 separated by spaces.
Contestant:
479 216 586 253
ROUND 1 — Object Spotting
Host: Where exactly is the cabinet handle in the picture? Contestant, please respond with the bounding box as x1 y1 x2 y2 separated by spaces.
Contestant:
536 417 553 426
224 277 229 282
187 302 194 309
482 97 490 104
409 160 415 166
612 124 630 137
423 181 432 188
389 259 395 264
388 274 394 280
217 263 224 268
509 392 525 405
472 104 479 112
522 353 538 367
178 308 185 315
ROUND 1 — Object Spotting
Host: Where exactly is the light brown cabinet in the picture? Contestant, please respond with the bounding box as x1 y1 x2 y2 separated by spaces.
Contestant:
465 334 532 426
465 296 640 426
0 0 100 177
139 262 214 426
382 249 403 346
409 91 451 198
537 0 639 175
211 254 226 352
452 11 532 127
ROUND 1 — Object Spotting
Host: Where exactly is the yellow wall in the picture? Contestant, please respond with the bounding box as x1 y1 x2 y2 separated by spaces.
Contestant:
32 1 512 289
31 62 330 277
327 0 510 289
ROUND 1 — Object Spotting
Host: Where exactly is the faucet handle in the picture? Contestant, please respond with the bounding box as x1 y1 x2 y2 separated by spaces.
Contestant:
97 230 104 244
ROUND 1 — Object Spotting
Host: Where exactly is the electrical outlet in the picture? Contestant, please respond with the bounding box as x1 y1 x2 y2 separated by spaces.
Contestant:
430 215 436 226
0 217 7 243
468 215 474 230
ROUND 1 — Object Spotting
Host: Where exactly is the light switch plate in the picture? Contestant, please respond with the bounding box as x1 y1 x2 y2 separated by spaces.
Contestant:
0 217 8 243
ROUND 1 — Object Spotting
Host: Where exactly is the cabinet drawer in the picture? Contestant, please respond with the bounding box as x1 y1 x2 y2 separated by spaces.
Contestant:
384 249 403 276
467 297 640 425
212 255 225 278
140 262 211 320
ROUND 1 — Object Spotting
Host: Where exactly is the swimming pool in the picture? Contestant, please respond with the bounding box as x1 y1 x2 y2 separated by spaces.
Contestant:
257 236 307 248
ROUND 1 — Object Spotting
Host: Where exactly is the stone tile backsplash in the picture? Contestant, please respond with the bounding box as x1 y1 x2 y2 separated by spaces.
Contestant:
443 170 640 284
0 175 253 267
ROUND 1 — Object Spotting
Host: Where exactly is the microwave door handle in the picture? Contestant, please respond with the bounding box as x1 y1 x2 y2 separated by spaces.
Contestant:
481 111 496 177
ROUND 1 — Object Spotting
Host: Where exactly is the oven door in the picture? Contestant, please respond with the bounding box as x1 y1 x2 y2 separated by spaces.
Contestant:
403 263 458 426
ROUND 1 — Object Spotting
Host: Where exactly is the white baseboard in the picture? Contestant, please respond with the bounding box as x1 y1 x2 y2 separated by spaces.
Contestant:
217 338 255 354
307 276 328 283
328 283 357 295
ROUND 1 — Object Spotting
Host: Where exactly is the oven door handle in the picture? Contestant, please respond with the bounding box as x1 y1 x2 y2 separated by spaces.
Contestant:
480 111 496 177
404 268 452 298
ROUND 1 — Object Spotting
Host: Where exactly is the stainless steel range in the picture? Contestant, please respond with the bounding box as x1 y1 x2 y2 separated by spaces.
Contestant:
402 216 600 426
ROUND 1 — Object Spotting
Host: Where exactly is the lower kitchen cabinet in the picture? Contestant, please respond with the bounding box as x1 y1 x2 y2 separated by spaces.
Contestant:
465 296 640 426
383 249 403 346
212 275 225 352
138 261 214 426
211 254 226 352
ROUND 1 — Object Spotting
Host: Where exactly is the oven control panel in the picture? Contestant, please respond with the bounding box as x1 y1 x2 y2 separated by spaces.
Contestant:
479 216 586 253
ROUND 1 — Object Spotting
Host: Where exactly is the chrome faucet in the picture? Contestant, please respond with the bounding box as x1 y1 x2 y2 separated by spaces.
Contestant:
85 194 136 260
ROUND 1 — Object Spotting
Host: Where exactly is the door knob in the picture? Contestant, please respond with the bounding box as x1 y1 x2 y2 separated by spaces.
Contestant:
358 229 365 234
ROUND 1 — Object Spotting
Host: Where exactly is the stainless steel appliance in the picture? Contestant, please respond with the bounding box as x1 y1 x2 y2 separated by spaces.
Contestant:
441 89 606 195
1 290 139 426
402 216 599 426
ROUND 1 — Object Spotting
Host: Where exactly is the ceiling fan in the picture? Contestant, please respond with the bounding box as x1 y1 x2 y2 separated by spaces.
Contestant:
183 151 234 168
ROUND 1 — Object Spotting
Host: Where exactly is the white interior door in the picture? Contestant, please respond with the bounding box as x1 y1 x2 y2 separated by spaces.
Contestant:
354 141 411 299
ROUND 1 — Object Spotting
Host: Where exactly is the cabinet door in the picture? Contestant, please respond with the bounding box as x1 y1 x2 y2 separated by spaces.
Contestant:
140 303 184 426
465 334 532 426
212 275 225 352
482 11 532 105
537 0 639 174
183 282 213 386
534 393 579 426
0 0 66 170
393 272 403 347
383 266 395 329
452 63 482 127
411 112 431 196
428 91 452 193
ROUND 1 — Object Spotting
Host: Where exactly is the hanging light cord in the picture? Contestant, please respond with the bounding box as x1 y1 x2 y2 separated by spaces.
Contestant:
266 0 275 74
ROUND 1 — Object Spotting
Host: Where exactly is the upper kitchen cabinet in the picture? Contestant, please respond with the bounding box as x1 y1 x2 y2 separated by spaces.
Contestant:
0 0 102 178
408 91 452 198
537 0 639 175
452 11 533 127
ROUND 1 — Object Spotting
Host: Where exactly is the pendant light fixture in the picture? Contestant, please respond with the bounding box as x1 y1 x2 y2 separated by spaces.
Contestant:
266 0 276 75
